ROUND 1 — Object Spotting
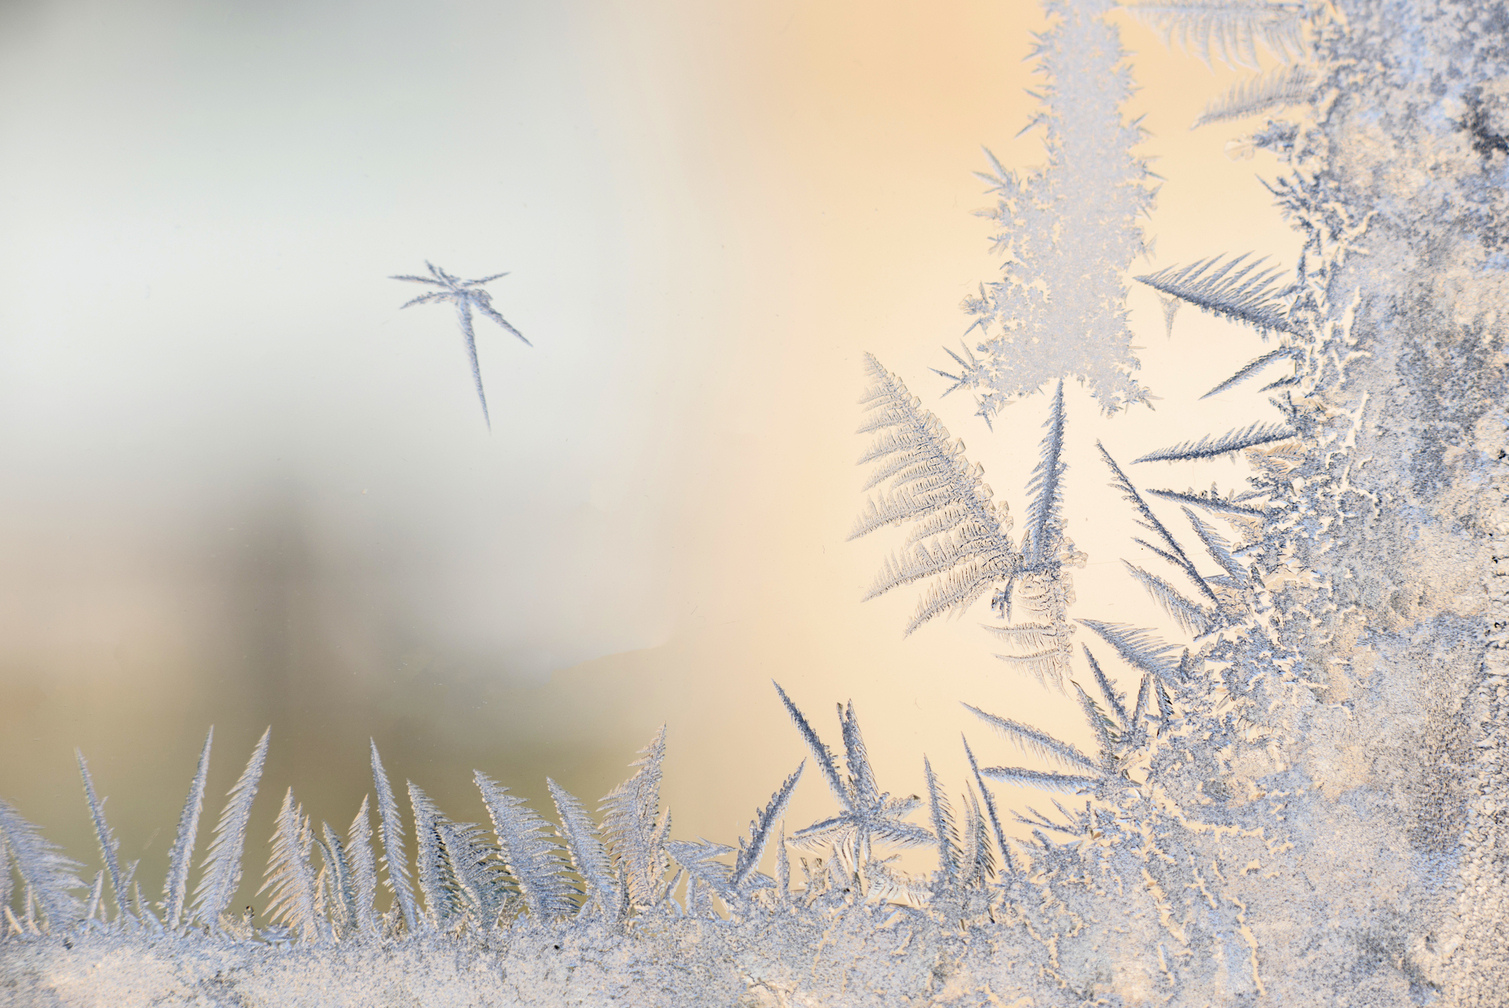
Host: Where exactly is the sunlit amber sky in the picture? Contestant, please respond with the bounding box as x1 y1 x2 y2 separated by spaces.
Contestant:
0 0 1301 901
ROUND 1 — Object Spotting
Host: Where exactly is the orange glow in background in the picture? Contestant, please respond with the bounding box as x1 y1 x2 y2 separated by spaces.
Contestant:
0 0 1305 907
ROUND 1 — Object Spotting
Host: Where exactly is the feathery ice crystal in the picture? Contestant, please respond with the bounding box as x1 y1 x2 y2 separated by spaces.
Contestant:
6 0 1509 1002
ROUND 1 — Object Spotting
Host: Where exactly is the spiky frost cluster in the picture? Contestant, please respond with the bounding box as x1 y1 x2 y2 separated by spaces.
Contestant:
6 0 1509 1003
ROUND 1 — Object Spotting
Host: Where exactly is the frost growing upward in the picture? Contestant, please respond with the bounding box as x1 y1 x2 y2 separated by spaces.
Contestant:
4 0 1509 1002
853 358 1082 688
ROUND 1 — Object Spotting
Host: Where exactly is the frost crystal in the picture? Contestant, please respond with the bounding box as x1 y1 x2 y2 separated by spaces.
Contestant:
5 0 1509 1003
391 261 531 429
939 0 1157 417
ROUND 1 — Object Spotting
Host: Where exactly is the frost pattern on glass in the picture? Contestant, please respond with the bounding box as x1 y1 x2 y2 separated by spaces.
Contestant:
5 0 1509 1003
938 0 1158 417
391 261 531 430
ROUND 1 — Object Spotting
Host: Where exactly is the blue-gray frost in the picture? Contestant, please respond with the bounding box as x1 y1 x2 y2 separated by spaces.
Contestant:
4 0 1509 1003
390 261 531 431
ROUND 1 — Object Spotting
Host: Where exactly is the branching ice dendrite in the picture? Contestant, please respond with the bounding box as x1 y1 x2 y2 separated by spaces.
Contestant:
391 261 531 429
75 752 128 927
599 727 671 910
1121 0 1310 70
942 0 1158 417
192 728 269 932
732 762 804 892
1133 421 1297 463
547 778 618 917
852 354 1020 633
258 788 325 943
476 771 576 921
370 740 420 933
1192 64 1319 128
774 683 933 862
1136 254 1295 337
162 729 212 932
0 800 83 932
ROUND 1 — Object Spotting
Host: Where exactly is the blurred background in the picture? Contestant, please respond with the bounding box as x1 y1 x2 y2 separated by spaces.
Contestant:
0 0 1300 912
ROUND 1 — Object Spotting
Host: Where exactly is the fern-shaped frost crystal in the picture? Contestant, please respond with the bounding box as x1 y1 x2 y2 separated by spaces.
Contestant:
1146 485 1270 518
315 823 355 936
370 741 420 933
436 817 509 929
1123 561 1216 635
1135 254 1295 335
853 354 1019 633
1192 64 1318 127
1080 620 1183 682
1122 0 1309 69
958 788 996 887
979 766 1102 795
1022 381 1069 567
193 727 269 931
731 762 804 891
342 798 380 936
600 728 671 909
475 772 575 920
76 752 129 924
1133 420 1297 463
774 681 850 809
1070 681 1119 761
1083 647 1129 728
405 784 507 929
0 799 83 930
1202 346 1299 399
923 757 960 887
962 736 1017 872
259 788 325 942
163 728 212 931
547 778 618 916
406 783 450 927
964 704 1102 777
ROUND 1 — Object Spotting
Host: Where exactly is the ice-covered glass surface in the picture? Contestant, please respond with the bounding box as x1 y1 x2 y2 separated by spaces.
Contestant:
3 0 1507 1003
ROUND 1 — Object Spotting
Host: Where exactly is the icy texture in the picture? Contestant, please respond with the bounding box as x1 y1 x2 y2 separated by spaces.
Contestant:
161 730 212 933
390 261 531 430
1192 65 1319 128
851 353 1020 634
5 0 1509 1003
1123 0 1308 68
938 0 1157 417
192 728 269 934
258 790 325 943
1135 254 1297 336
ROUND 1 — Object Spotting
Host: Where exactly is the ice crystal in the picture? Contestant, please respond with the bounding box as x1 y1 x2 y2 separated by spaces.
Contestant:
5 0 1509 1003
391 261 531 429
939 0 1157 417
